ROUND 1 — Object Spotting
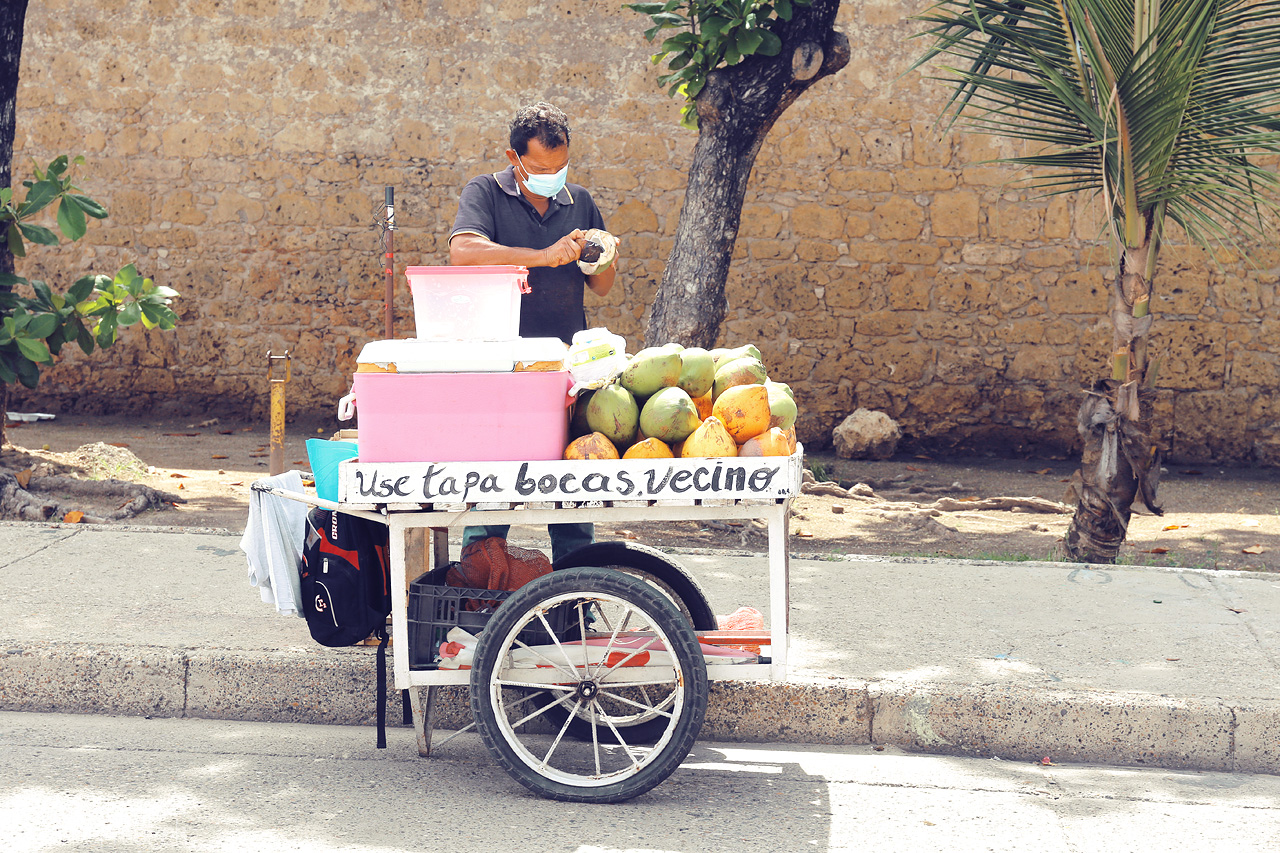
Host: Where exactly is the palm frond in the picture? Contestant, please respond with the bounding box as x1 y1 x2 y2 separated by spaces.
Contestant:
912 0 1280 261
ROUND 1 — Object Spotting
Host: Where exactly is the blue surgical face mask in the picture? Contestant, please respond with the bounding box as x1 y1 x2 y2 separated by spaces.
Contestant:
517 153 568 198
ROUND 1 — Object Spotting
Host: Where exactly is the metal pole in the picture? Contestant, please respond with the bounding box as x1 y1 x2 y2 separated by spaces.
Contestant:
384 186 395 339
267 350 291 475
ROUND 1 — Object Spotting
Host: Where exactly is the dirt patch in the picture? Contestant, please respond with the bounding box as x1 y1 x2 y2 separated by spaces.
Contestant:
2 414 1277 572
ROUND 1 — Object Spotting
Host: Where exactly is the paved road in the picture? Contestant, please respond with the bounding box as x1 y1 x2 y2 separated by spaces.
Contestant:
3 712 1277 853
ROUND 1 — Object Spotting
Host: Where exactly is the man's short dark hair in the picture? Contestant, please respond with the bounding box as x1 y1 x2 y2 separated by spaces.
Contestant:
509 102 571 155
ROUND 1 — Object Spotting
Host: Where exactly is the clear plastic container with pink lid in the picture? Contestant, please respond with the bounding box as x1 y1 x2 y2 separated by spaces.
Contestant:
405 265 530 340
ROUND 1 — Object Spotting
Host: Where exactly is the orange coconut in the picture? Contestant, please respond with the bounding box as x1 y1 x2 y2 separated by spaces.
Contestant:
738 427 792 457
711 383 772 443
681 416 738 458
564 432 620 460
622 436 674 459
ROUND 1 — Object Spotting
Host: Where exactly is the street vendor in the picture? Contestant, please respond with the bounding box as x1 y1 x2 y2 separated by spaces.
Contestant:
449 101 618 562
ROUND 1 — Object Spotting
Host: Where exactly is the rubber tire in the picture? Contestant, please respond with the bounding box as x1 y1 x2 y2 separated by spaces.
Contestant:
469 566 709 804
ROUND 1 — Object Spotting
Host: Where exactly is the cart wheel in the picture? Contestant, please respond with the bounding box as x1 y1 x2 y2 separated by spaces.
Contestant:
469 566 708 804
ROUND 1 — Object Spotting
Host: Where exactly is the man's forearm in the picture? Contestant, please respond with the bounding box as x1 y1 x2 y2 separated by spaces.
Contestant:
587 264 616 297
449 234 550 267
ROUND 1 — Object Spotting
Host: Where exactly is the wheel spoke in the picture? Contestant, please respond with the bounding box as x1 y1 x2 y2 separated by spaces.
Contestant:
534 607 598 675
595 634 665 677
594 686 676 720
508 633 579 680
495 678 574 691
601 714 642 769
576 600 591 671
592 676 683 689
537 699 580 770
590 702 602 777
586 604 634 680
508 690 576 729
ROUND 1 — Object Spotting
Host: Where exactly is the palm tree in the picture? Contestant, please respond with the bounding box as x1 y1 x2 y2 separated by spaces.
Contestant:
912 0 1280 563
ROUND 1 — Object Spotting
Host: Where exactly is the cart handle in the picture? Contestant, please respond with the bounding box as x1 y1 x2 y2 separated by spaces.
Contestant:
250 480 387 525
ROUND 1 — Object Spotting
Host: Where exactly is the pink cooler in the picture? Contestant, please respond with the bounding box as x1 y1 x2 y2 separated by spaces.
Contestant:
351 371 572 463
405 265 529 340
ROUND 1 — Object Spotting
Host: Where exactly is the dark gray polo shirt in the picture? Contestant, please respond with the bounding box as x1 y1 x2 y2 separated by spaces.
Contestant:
450 166 607 343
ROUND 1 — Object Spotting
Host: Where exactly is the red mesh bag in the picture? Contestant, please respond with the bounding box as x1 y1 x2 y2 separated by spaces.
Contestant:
447 537 552 611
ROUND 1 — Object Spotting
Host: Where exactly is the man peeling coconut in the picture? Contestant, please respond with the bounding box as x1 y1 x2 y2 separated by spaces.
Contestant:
448 101 619 562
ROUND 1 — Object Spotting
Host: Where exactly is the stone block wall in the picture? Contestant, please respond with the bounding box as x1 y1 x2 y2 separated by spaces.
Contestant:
9 1 1279 464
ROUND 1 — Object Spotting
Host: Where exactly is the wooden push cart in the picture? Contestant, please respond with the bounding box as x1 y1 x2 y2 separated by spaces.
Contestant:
261 449 802 803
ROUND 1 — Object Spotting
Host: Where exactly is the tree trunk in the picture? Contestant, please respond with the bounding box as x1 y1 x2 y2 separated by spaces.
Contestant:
1063 232 1164 563
645 0 850 348
0 1 29 452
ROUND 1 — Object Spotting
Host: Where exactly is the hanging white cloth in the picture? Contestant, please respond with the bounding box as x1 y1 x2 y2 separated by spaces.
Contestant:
241 471 307 617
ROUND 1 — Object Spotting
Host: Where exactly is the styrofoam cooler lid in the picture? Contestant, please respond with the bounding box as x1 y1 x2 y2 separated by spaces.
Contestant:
512 336 570 364
356 338 566 373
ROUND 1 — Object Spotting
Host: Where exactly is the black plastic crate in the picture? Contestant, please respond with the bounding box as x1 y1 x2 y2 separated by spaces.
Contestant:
407 565 574 669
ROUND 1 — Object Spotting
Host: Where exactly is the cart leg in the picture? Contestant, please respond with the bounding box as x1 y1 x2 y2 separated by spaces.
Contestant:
409 685 440 757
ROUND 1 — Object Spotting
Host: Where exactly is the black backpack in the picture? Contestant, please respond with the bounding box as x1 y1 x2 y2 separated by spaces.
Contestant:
300 507 393 746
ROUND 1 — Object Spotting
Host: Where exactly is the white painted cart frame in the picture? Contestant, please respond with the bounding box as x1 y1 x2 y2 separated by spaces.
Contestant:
273 449 803 759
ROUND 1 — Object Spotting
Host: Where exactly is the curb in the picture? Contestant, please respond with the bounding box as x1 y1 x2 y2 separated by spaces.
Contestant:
4 641 1274 774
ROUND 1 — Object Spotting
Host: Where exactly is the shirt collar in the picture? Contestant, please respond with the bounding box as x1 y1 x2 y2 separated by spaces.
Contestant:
494 165 574 205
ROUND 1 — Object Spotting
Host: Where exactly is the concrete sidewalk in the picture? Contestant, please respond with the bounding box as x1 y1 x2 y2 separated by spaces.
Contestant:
0 522 1276 774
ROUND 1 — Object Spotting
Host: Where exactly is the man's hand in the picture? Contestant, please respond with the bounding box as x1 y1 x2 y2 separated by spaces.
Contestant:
541 229 586 267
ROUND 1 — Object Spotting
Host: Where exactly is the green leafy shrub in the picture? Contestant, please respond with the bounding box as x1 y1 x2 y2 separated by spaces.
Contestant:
0 155 178 390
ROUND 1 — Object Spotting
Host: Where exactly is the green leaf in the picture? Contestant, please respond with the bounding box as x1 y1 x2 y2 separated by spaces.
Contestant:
140 303 179 330
30 279 53 306
19 179 62 218
57 195 88 240
70 194 108 219
15 352 41 388
77 292 112 316
95 312 119 348
736 28 765 56
755 30 782 57
16 336 52 364
702 15 733 38
118 302 143 327
0 354 16 384
26 312 57 339
45 155 69 181
6 223 25 257
76 324 94 355
68 275 98 304
18 222 59 246
114 263 140 289
0 272 26 290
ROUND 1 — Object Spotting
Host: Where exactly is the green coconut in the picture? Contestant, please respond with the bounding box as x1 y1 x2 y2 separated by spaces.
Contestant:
676 347 716 398
620 346 682 399
639 386 702 444
585 382 639 447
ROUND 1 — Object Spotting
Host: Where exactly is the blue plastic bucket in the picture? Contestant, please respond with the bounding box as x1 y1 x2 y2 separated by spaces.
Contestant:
306 439 358 502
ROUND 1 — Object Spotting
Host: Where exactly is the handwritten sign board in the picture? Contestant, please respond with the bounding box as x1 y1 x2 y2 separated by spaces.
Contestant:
337 451 803 505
